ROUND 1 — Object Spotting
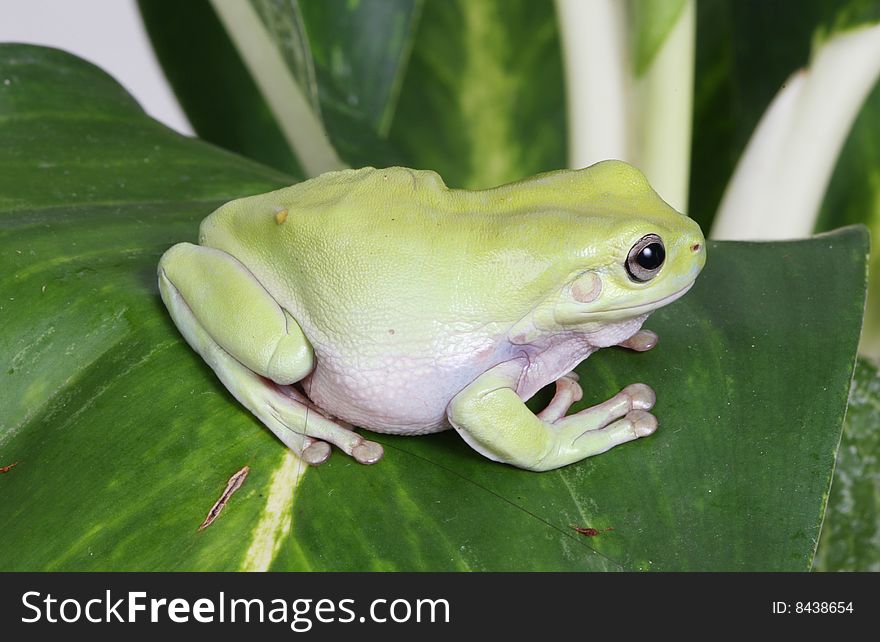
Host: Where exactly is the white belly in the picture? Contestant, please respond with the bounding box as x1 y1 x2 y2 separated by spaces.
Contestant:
299 315 648 435
302 334 515 435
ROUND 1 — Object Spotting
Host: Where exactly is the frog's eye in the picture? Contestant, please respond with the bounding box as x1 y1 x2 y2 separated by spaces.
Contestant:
625 234 665 282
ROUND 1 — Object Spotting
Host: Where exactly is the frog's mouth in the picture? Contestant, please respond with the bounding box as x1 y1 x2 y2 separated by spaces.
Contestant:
585 281 695 318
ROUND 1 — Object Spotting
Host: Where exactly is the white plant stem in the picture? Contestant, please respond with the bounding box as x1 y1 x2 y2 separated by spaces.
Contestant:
634 0 695 213
556 0 695 214
209 0 345 177
555 0 631 167
712 23 880 240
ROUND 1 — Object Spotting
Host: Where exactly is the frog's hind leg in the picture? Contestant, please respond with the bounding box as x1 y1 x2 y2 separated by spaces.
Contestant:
274 385 384 464
158 243 383 465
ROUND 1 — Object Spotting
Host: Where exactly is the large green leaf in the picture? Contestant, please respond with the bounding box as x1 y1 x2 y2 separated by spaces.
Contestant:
814 357 880 571
294 0 423 138
0 45 868 571
138 0 422 172
138 0 305 178
388 0 566 189
141 0 566 190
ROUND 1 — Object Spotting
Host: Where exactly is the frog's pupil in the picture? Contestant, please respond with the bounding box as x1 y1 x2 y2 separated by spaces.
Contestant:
637 243 665 270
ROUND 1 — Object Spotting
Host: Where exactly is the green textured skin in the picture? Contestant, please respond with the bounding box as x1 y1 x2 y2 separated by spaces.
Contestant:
197 162 703 339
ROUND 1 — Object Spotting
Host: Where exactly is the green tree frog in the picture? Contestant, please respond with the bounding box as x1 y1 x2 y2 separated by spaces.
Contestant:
158 160 705 471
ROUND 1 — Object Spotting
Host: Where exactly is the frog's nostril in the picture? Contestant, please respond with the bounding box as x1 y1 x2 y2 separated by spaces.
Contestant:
691 243 702 253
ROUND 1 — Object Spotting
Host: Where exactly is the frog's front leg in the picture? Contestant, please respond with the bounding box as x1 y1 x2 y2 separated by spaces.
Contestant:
447 359 656 471
157 243 383 465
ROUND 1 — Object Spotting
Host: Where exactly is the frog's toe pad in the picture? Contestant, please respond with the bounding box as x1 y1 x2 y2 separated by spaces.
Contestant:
619 330 659 352
627 409 658 437
622 383 656 411
561 373 584 401
302 441 332 466
352 440 384 465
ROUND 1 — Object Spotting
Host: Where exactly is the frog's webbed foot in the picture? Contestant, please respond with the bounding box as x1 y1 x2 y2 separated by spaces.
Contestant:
158 243 383 466
447 359 657 471
617 329 658 352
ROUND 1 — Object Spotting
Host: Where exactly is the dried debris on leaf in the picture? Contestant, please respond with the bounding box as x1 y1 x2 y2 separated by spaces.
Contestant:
570 524 614 537
0 461 19 474
199 465 250 531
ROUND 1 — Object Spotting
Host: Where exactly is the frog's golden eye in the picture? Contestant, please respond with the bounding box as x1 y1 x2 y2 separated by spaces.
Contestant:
626 234 665 282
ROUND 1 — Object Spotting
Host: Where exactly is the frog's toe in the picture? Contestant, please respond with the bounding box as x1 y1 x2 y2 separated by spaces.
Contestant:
302 440 332 466
621 383 656 411
298 416 384 465
618 329 658 352
352 440 384 465
266 386 384 465
537 372 584 423
556 382 655 435
627 409 658 436
563 410 658 464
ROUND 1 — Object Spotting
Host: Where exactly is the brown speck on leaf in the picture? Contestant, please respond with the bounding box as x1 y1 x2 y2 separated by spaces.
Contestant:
275 209 289 225
570 524 614 537
0 461 20 474
388 329 395 335
199 465 250 531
